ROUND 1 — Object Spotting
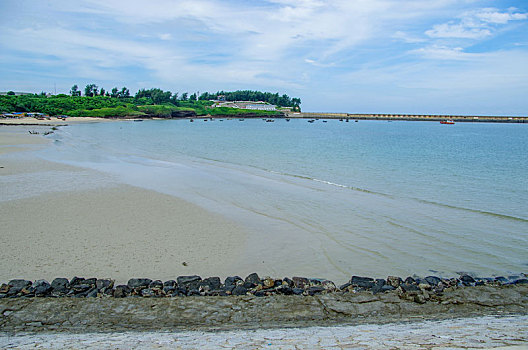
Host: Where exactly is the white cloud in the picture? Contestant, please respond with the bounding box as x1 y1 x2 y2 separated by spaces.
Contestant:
475 8 527 24
426 7 528 39
426 23 491 39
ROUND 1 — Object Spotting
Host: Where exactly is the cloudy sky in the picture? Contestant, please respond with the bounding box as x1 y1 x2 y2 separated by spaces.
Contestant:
1 0 527 115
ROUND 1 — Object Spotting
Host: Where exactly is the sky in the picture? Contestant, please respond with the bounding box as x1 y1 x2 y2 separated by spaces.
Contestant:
0 0 527 115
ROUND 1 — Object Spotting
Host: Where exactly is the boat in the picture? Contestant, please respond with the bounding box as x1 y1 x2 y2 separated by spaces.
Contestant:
440 120 455 124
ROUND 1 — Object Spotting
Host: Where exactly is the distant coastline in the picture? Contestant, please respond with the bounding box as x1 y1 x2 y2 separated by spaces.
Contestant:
287 112 528 123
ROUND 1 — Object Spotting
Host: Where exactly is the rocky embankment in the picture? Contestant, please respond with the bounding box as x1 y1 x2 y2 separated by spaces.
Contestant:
1 273 527 332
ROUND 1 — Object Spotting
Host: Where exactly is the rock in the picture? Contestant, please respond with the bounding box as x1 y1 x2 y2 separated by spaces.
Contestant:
149 280 163 289
387 276 403 288
113 285 131 298
350 276 375 289
275 285 293 295
69 277 85 286
425 276 442 286
282 277 294 287
32 280 52 296
96 279 114 291
163 280 177 288
127 278 152 289
292 277 310 289
200 277 221 290
404 277 416 285
338 282 351 291
292 288 304 295
8 279 32 295
84 278 97 286
381 285 395 292
414 294 427 304
86 288 98 298
400 283 420 293
494 276 508 284
460 275 475 284
222 285 235 294
244 273 262 286
141 288 155 297
513 279 528 285
306 286 325 296
51 278 69 294
253 291 266 297
72 284 92 294
177 275 202 286
163 286 176 294
322 280 336 291
224 276 242 288
0 284 9 293
232 286 248 296
263 278 275 289
372 279 387 294
309 279 323 286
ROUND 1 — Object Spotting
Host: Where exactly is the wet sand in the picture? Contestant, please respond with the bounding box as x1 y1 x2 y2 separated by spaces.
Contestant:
0 126 248 285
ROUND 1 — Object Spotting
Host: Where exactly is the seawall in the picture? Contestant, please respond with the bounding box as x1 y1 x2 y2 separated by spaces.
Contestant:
289 112 528 123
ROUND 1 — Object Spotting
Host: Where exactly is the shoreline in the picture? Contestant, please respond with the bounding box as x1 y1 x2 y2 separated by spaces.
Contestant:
0 126 250 285
1 113 528 126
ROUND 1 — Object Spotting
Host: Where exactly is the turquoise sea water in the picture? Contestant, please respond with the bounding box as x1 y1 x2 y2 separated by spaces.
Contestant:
38 119 528 280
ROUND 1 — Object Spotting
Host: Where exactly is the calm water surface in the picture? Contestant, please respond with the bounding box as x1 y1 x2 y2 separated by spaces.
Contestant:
38 119 528 281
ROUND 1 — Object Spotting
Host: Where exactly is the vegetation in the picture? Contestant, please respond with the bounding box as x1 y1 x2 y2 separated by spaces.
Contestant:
0 85 301 117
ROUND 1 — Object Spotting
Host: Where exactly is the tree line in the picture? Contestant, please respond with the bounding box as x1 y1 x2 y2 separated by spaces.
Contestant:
71 85 301 109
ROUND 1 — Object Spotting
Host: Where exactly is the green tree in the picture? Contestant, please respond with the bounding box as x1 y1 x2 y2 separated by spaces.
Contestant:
181 92 188 101
100 87 106 96
111 87 119 98
7 91 15 96
84 84 97 97
70 85 81 96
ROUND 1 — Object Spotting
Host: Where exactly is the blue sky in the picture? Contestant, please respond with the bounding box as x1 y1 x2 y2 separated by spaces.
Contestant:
0 0 527 115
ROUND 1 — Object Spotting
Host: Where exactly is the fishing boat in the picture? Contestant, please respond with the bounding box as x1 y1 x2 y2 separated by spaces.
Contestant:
440 120 455 124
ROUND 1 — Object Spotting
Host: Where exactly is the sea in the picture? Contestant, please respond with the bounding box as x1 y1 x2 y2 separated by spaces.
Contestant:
36 118 528 281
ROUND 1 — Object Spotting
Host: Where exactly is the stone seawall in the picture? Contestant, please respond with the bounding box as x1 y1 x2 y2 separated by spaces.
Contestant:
1 273 527 332
290 112 528 123
1 285 527 333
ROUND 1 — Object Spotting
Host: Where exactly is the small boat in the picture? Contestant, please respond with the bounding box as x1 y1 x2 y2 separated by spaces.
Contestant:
308 119 315 123
285 118 290 121
440 120 455 124
190 119 194 122
133 119 143 122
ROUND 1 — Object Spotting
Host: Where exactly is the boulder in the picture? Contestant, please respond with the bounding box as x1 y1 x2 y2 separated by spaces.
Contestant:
149 280 164 289
163 280 177 288
177 275 202 286
32 280 52 296
127 278 152 289
224 276 242 288
244 273 262 286
350 276 375 289
425 276 442 286
200 277 221 290
96 279 114 291
8 279 32 295
51 278 69 294
68 277 85 286
292 277 310 289
306 286 325 296
113 285 131 298
387 276 403 288
232 286 248 296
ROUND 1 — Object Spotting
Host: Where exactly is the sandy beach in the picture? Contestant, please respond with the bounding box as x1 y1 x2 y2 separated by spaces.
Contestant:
0 125 248 285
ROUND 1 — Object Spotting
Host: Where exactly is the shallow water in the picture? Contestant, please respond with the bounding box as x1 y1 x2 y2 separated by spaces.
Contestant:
36 119 528 281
